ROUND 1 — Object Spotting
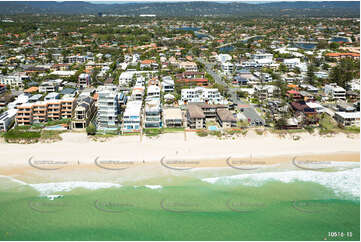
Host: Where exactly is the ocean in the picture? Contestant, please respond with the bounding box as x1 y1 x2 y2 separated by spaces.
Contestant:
0 163 359 241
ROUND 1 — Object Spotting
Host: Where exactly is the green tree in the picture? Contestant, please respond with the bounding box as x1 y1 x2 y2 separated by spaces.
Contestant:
86 123 96 135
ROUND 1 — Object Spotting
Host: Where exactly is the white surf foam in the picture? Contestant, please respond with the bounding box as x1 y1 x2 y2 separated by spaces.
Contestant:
0 175 28 185
202 168 360 199
0 176 122 195
144 185 163 190
29 182 122 195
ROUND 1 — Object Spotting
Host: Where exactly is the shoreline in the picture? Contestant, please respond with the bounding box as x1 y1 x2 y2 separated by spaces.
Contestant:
0 130 359 184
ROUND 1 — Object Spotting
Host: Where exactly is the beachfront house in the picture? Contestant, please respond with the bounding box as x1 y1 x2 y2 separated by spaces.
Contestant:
334 112 360 127
163 108 184 128
72 97 96 130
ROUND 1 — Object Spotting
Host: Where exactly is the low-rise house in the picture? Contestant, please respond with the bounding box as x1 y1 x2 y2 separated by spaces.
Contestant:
300 84 319 93
44 92 60 101
39 80 59 93
0 94 15 108
28 94 42 103
306 102 325 113
0 109 17 132
179 61 198 72
325 52 360 60
163 108 183 128
72 97 96 129
216 108 237 128
324 83 346 100
334 112 360 127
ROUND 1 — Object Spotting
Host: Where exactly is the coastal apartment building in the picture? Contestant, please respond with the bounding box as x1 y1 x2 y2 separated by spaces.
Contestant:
144 99 162 128
324 83 346 100
0 109 17 132
16 98 76 125
97 86 119 130
216 108 237 128
186 104 206 129
122 100 142 132
180 87 226 105
72 96 96 130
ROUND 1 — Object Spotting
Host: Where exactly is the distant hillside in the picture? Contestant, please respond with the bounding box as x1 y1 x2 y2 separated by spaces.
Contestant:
0 1 359 17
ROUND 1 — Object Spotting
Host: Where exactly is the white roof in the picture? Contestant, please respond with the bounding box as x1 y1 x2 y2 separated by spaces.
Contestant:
306 102 324 109
335 112 360 119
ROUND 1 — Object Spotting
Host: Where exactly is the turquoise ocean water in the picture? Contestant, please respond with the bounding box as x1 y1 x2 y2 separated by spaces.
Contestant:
0 164 359 241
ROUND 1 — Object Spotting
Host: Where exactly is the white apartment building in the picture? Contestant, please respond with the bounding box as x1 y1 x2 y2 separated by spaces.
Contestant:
78 73 91 89
97 85 119 130
254 85 279 99
162 76 175 93
324 83 346 100
252 53 273 65
144 99 162 128
119 71 135 86
122 100 142 132
283 58 301 68
221 62 234 75
0 73 29 88
39 80 60 93
180 87 226 105
147 85 160 100
0 109 17 132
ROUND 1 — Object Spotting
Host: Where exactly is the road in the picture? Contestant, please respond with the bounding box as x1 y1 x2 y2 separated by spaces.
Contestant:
197 57 265 126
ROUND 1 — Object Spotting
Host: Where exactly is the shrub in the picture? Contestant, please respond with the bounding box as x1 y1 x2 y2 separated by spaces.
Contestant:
86 123 96 135
4 130 41 143
197 130 208 137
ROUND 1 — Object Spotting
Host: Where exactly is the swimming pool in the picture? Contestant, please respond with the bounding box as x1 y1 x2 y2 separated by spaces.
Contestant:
44 125 67 131
208 126 218 131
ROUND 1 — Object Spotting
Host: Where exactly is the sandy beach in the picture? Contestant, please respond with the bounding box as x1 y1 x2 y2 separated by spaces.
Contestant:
0 130 359 183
